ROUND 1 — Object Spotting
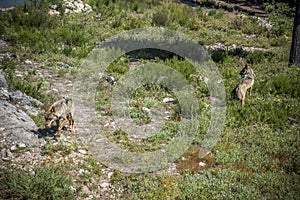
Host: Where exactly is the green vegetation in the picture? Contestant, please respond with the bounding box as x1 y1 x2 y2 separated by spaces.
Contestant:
0 167 76 200
0 0 298 199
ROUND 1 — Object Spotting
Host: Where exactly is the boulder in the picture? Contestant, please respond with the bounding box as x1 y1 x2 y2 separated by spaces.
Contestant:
0 72 8 88
0 101 45 147
10 90 43 116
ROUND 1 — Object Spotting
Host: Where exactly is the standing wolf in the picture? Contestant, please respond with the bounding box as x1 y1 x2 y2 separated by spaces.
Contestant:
232 63 256 107
44 98 75 137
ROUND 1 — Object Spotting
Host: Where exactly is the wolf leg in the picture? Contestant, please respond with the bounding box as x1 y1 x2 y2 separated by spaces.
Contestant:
56 118 67 137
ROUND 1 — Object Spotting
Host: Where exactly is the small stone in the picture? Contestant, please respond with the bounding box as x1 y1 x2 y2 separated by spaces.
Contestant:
163 97 175 103
17 143 26 148
2 157 10 161
107 172 114 179
199 162 206 167
203 77 209 84
70 186 76 192
24 59 32 65
51 88 58 92
30 170 35 176
78 149 87 154
50 4 57 10
6 149 12 157
100 182 110 188
79 168 85 174
10 145 17 151
48 9 60 15
142 107 150 113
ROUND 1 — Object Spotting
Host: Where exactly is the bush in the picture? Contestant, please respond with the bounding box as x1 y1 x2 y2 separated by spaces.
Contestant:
246 51 266 64
264 3 294 36
152 9 169 26
0 167 76 200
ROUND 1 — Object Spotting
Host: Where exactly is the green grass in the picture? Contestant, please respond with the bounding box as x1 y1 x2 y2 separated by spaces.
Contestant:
0 0 298 199
0 166 76 200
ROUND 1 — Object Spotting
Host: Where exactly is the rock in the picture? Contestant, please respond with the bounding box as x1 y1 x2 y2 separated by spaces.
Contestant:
6 149 12 157
0 73 8 88
163 97 175 103
78 149 87 154
142 107 150 113
0 88 10 101
10 90 43 116
95 13 102 20
74 1 84 10
100 182 110 188
3 52 19 61
106 76 115 85
48 9 60 15
107 172 114 179
1 148 12 161
17 143 26 148
50 4 57 10
70 186 76 192
0 101 45 147
198 162 206 167
24 59 33 65
10 145 17 151
64 1 75 9
203 76 209 84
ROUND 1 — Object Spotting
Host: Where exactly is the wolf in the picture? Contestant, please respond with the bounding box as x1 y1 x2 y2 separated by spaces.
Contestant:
232 63 256 107
44 98 75 137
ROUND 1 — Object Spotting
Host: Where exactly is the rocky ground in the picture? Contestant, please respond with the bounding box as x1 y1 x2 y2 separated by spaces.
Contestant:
0 39 117 199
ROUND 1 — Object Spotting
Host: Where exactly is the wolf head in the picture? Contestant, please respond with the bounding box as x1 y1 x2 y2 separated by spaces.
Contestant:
44 107 59 128
239 64 255 78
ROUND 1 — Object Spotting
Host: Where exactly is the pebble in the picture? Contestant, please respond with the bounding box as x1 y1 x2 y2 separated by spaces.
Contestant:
163 97 175 103
24 59 32 65
17 143 26 148
100 182 110 188
10 145 17 151
198 162 206 167
107 172 114 179
78 149 87 154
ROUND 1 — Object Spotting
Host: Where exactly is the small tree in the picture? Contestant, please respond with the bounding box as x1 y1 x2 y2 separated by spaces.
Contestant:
289 0 300 66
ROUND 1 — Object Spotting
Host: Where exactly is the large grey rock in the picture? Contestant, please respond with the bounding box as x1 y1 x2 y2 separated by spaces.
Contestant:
0 101 45 147
0 88 10 101
0 72 43 115
0 72 8 88
10 90 43 116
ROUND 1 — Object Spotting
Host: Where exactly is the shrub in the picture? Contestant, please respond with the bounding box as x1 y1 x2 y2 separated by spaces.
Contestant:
246 51 266 64
0 167 76 200
264 3 294 37
152 9 169 26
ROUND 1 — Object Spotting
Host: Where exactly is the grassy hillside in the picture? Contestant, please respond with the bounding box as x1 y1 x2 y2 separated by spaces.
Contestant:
0 0 299 199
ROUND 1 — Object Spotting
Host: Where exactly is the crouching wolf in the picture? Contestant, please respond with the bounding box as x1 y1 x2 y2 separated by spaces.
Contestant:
44 98 75 137
232 64 256 107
